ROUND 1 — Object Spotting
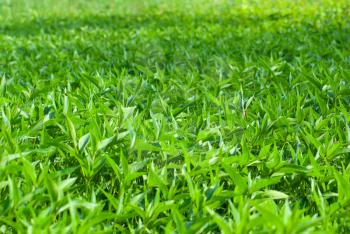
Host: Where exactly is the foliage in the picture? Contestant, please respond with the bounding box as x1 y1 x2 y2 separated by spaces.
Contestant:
1 0 350 233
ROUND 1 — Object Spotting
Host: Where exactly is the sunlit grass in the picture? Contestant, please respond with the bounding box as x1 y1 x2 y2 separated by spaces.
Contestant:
1 0 350 233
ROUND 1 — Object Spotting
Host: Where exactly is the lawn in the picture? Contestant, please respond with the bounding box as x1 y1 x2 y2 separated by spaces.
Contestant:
1 0 350 233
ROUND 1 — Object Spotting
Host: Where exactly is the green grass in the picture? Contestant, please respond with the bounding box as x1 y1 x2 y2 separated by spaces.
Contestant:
1 0 350 233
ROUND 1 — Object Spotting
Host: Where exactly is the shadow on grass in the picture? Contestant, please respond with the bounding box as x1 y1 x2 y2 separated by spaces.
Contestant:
0 12 284 36
0 11 349 75
0 11 349 40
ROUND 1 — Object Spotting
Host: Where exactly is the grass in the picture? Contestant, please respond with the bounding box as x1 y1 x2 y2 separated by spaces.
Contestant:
1 0 350 233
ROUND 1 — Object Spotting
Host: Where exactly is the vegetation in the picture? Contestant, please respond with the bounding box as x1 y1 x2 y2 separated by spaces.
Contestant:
1 0 350 233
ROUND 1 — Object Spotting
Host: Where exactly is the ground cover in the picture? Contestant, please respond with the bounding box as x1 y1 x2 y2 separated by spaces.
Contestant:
1 0 350 233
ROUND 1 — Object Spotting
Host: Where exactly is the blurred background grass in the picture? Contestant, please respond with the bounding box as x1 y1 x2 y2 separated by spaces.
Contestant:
0 0 349 21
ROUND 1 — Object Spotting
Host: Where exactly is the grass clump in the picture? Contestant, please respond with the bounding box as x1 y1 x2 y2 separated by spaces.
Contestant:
1 0 350 233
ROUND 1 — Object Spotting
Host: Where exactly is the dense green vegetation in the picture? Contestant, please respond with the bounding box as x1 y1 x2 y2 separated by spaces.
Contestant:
1 0 350 233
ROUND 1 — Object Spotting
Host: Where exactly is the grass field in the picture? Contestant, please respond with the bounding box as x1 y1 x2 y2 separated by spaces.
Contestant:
1 0 350 233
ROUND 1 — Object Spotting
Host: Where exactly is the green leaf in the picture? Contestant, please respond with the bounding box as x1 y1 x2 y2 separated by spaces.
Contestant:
255 190 289 200
78 133 90 152
97 135 115 152
66 116 77 148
